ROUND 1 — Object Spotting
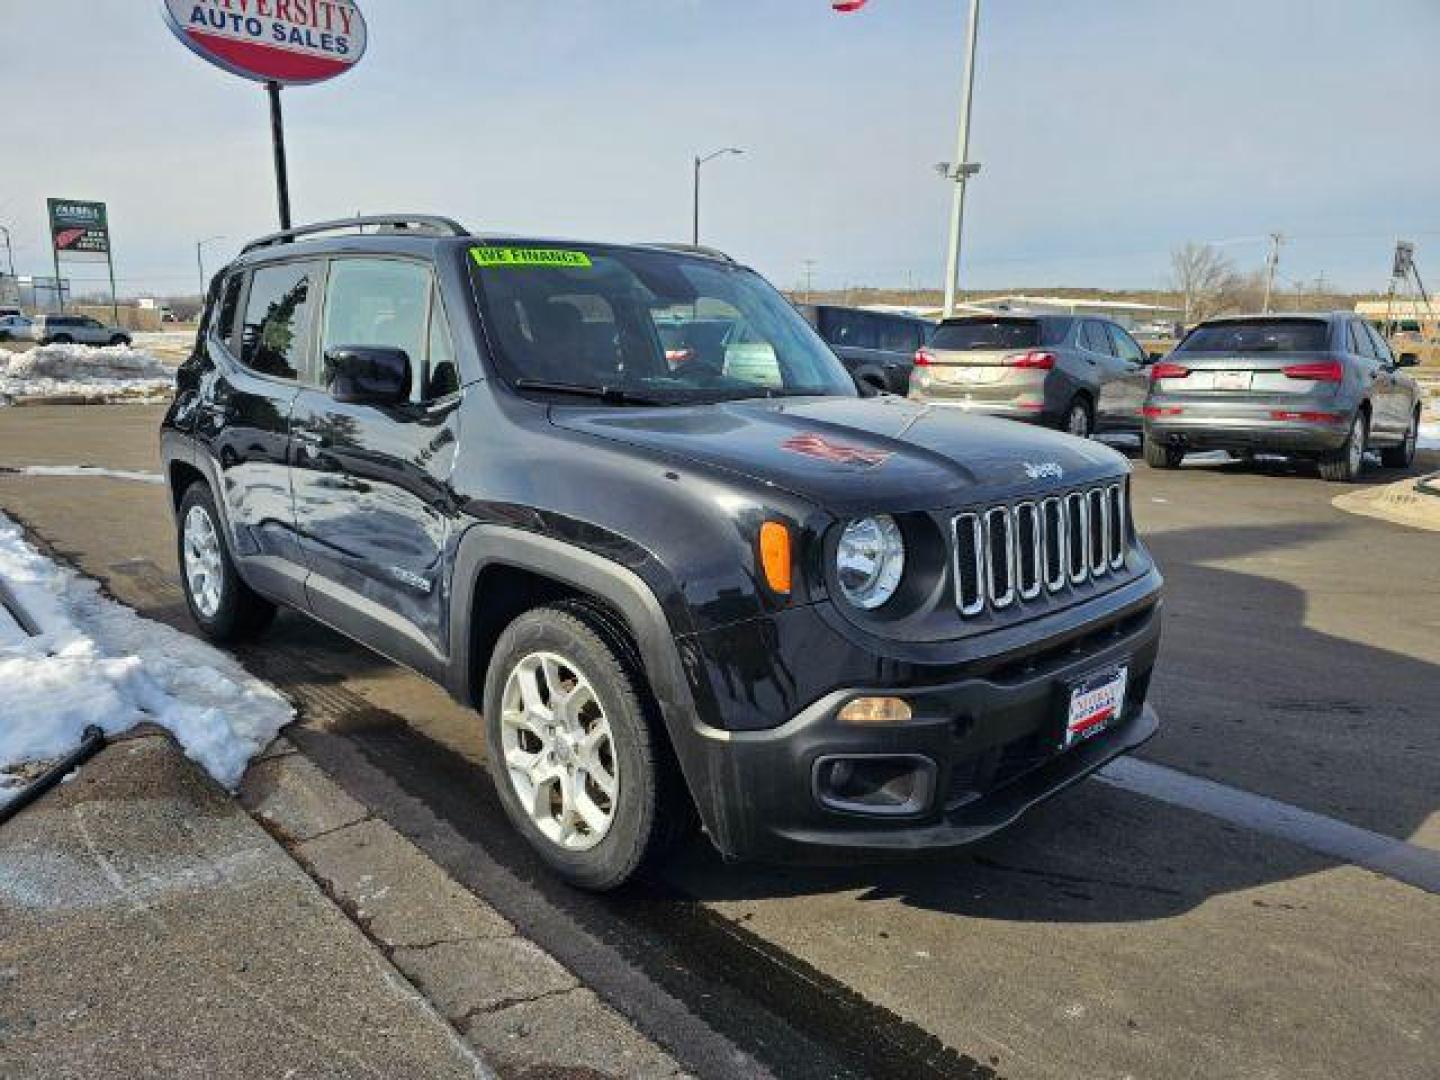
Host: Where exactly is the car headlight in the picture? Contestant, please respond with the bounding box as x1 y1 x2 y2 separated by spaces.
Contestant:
836 516 905 610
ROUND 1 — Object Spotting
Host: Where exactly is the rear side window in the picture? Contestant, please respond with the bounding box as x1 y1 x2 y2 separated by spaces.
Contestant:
932 318 1040 351
875 316 923 353
1178 318 1329 354
1347 321 1377 360
241 261 320 380
213 274 243 347
825 309 878 350
1364 322 1395 364
1080 321 1115 355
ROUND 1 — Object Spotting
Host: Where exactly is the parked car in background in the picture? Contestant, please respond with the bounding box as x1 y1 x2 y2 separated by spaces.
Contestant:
1142 312 1422 481
31 314 131 347
909 314 1151 437
797 304 933 395
0 314 34 341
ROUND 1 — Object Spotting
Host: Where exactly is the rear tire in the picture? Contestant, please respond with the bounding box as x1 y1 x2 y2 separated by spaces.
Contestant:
108 334 129 347
1063 397 1094 438
1318 410 1368 483
1143 434 1185 469
177 483 276 642
1380 409 1419 469
483 603 685 891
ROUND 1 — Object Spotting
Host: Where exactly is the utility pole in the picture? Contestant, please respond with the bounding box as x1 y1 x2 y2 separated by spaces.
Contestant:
941 0 983 318
1262 232 1284 313
802 259 817 303
0 225 13 305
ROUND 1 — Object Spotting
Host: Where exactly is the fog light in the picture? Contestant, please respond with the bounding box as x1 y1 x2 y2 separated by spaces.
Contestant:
813 754 935 816
837 696 912 725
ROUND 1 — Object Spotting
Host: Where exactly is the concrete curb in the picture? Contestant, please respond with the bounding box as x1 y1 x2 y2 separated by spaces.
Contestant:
240 742 690 1079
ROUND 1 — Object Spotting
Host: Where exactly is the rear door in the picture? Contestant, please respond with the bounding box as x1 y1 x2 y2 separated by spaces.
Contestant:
1104 322 1152 430
1357 320 1406 438
289 255 462 672
193 260 319 607
1078 319 1125 427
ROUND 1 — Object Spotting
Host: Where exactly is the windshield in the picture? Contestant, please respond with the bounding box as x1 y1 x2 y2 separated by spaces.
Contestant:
931 317 1060 351
1178 318 1329 353
468 244 856 403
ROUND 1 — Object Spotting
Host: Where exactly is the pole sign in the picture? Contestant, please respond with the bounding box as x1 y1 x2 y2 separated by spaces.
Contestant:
162 0 368 85
47 199 111 263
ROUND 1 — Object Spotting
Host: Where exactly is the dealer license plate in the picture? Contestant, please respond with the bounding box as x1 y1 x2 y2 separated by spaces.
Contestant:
1064 664 1128 748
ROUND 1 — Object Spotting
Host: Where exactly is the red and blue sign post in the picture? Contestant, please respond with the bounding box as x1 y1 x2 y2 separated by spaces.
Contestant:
162 1 369 228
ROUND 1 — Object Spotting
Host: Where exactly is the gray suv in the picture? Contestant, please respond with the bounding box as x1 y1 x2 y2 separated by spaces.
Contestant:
909 314 1150 437
32 314 132 347
1143 313 1422 482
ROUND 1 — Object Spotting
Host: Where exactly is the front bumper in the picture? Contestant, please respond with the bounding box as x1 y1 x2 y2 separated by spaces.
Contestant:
674 579 1163 862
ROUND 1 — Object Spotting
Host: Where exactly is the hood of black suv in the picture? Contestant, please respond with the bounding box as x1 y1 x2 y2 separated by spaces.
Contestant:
550 395 1127 513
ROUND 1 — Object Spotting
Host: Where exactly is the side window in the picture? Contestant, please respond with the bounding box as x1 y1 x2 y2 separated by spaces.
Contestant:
1081 320 1114 355
426 296 460 399
1363 322 1394 365
830 310 878 350
1348 321 1376 360
1107 323 1147 363
214 273 243 350
882 317 925 354
241 261 319 380
320 258 432 396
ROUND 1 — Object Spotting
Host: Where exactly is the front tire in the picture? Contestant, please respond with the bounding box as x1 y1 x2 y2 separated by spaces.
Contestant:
1380 409 1419 469
1319 410 1368 483
177 483 275 642
1143 434 1185 469
483 604 680 890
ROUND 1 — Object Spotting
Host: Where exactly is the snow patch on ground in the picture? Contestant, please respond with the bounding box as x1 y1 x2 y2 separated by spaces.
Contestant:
0 344 175 405
1418 422 1440 450
0 513 292 798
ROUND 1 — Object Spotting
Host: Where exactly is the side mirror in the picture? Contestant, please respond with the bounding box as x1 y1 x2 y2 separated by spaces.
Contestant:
1396 352 1420 368
324 346 410 405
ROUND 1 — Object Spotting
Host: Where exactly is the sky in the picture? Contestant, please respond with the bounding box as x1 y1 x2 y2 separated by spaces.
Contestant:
2 0 1437 298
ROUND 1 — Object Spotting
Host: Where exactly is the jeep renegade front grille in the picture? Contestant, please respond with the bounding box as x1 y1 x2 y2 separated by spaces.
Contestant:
952 482 1127 617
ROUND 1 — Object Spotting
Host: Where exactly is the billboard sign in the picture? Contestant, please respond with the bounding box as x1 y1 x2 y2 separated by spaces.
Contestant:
48 199 111 263
162 0 368 86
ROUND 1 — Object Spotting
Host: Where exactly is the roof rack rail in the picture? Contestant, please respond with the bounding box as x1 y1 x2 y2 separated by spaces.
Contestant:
638 242 736 263
241 214 470 254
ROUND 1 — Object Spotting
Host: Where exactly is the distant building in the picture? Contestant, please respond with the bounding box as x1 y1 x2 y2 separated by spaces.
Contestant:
1354 299 1438 335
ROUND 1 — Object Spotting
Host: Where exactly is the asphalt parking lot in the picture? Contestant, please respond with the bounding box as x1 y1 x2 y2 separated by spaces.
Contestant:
1 404 1436 1080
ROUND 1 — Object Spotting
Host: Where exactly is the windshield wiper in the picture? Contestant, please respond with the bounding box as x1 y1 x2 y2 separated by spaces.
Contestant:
512 379 669 405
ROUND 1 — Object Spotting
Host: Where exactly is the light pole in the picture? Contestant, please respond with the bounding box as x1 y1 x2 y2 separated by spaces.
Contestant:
692 148 744 246
940 0 983 318
0 225 14 304
196 235 225 300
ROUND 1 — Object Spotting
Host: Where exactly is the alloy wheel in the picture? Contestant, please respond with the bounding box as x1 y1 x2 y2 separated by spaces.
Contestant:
182 505 224 618
500 651 619 852
1067 403 1091 438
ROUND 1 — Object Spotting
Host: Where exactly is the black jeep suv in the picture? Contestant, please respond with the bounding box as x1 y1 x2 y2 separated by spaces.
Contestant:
162 216 1163 890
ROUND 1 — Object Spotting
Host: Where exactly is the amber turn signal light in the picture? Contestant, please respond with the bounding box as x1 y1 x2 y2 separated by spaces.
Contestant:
758 521 792 595
837 697 913 725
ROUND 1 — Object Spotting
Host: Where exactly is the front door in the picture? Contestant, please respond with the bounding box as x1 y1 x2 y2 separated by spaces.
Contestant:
289 255 462 672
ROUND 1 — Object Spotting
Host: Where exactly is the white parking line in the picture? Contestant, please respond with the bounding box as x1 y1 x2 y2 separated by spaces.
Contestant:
0 465 165 485
1097 756 1440 896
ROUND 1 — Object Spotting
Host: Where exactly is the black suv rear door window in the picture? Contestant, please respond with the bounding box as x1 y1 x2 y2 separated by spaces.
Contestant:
1080 320 1115 355
931 318 1040 351
214 273 243 350
1178 318 1329 353
241 261 320 380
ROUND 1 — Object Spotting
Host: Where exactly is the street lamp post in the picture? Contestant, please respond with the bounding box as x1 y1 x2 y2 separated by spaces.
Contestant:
692 148 744 247
0 226 14 304
196 235 225 301
941 0 982 318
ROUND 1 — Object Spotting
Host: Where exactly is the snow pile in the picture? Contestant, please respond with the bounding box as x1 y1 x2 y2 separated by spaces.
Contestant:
0 343 175 404
0 513 292 798
1419 422 1440 451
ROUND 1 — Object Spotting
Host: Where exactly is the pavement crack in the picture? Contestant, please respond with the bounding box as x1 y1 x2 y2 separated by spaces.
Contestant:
457 985 576 1025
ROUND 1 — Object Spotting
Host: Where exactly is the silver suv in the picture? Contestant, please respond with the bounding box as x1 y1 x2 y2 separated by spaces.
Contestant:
1143 313 1422 481
909 314 1150 438
32 314 132 347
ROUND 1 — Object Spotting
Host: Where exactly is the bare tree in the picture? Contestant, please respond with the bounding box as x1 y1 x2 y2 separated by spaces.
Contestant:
1170 242 1238 324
